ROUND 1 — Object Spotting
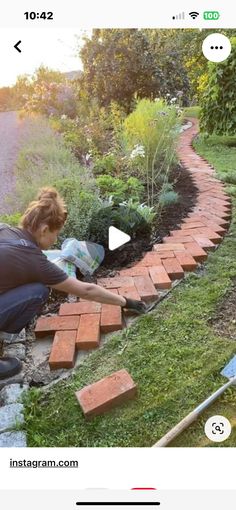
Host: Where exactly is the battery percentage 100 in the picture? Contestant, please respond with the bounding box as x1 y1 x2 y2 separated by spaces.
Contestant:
203 11 220 20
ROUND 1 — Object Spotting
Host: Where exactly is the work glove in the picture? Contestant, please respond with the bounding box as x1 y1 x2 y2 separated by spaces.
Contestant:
122 298 147 315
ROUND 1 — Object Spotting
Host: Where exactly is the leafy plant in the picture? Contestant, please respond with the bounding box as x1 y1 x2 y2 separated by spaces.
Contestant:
0 213 22 227
200 37 236 135
96 175 144 204
123 98 179 207
158 182 180 207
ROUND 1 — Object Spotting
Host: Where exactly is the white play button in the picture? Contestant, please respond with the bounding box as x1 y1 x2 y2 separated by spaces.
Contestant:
108 226 131 251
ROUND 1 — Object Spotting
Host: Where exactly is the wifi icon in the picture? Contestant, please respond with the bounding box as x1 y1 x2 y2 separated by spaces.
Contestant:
189 11 199 19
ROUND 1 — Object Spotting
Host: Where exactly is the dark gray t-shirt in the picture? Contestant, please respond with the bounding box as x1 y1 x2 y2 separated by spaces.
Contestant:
0 223 68 294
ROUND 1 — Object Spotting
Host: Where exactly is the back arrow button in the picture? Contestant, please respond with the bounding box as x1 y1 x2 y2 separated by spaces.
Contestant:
14 41 22 53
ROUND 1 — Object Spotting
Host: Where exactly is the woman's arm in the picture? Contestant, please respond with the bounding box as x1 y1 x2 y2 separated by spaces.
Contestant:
51 277 127 307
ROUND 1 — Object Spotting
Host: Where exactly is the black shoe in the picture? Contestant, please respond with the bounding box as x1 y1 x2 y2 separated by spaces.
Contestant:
0 357 22 380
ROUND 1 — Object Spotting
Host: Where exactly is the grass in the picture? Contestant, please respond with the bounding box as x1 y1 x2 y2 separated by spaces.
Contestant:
182 106 201 119
23 129 236 447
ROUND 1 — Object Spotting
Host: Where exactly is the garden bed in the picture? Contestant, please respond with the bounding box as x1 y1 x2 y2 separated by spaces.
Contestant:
95 164 198 279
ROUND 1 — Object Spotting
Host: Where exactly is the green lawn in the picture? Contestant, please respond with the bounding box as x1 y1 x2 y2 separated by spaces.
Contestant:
23 131 236 447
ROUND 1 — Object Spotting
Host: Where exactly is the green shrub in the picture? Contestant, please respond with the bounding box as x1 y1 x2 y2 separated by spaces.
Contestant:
52 177 101 243
0 213 22 227
89 198 155 245
158 182 180 207
112 199 156 236
96 175 144 205
200 37 236 135
123 98 179 167
123 99 179 207
93 153 117 175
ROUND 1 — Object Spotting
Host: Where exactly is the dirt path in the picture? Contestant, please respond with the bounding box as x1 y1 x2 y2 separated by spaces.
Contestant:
0 111 22 215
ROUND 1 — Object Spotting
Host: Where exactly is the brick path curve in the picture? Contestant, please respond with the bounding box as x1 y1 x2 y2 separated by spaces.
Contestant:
35 118 231 369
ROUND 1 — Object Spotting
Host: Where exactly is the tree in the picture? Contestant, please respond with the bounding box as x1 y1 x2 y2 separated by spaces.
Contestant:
79 29 162 111
200 37 236 134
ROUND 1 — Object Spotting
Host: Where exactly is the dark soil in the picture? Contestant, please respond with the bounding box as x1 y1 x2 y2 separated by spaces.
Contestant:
208 278 236 341
95 164 198 278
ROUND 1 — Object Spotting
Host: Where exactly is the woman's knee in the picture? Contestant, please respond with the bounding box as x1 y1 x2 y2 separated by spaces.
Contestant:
29 283 49 303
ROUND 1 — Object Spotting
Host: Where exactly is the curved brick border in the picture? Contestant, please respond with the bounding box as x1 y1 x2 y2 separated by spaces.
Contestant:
35 118 231 369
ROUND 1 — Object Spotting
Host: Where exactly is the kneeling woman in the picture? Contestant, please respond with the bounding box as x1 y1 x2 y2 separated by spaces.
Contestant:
0 187 146 379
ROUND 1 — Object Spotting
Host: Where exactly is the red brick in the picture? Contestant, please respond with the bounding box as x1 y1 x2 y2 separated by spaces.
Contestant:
153 251 175 259
163 235 194 244
195 206 231 219
184 217 226 234
119 267 149 277
76 314 100 350
35 316 80 338
199 197 231 209
133 275 158 301
49 331 77 370
174 252 197 271
149 265 172 289
191 235 215 250
118 286 141 315
171 227 222 244
97 276 135 289
183 242 208 262
162 258 185 280
200 222 226 234
118 286 141 300
181 221 206 229
75 369 137 417
188 212 229 227
153 243 185 252
134 252 162 266
59 301 101 316
100 289 123 333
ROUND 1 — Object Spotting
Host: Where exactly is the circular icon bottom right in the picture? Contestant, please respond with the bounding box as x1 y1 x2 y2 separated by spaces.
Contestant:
204 415 232 443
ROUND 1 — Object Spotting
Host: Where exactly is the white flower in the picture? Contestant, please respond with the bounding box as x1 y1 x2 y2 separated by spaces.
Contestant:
170 97 177 103
61 114 67 120
130 144 145 159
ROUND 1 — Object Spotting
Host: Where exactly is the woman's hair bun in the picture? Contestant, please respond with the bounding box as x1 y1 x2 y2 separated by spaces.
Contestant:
37 187 59 202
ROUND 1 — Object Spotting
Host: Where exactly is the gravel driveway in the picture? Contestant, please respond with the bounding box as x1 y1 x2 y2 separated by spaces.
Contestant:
0 111 22 215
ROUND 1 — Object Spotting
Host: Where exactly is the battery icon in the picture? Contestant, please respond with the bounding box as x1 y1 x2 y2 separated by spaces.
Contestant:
203 11 220 20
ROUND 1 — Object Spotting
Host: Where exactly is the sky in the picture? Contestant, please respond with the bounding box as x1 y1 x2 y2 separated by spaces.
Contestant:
0 29 88 87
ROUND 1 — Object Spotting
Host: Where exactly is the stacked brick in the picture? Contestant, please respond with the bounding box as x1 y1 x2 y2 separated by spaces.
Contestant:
34 118 231 372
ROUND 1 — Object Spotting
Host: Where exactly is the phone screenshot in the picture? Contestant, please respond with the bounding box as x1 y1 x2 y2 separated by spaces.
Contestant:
0 0 235 508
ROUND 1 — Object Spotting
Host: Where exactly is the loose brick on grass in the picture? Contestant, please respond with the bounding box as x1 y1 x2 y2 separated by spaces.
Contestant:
35 316 80 338
100 289 123 333
75 369 137 418
49 331 77 370
59 301 101 316
149 265 172 289
133 275 158 301
76 314 100 350
162 258 185 280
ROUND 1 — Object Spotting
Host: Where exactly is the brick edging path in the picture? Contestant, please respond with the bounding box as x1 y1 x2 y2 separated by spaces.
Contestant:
34 118 231 370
